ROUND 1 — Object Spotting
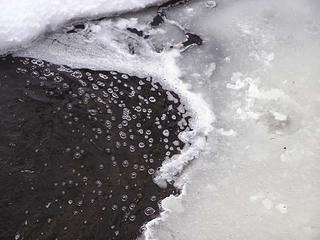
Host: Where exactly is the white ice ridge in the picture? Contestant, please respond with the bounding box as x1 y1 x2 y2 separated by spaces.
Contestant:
0 0 168 54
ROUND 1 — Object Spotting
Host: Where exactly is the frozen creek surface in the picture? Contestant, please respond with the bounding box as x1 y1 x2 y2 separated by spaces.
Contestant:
141 0 320 239
1 0 320 239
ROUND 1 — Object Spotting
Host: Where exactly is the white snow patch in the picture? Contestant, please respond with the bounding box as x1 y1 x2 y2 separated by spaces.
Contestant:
0 0 168 53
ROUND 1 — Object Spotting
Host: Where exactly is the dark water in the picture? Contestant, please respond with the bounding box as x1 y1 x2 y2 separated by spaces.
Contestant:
150 0 203 49
0 55 190 240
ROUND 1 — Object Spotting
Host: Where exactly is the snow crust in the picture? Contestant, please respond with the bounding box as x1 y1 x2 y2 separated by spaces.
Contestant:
0 0 168 53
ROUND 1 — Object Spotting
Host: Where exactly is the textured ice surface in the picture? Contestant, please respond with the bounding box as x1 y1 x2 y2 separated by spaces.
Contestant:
0 0 168 53
141 0 320 239
16 16 214 186
2 0 320 239
0 3 215 237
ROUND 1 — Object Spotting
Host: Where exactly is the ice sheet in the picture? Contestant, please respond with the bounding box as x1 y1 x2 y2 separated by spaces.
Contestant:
141 0 320 239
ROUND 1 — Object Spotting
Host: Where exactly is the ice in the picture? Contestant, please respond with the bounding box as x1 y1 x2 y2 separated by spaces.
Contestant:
16 15 214 186
0 0 168 54
140 0 320 239
2 0 320 239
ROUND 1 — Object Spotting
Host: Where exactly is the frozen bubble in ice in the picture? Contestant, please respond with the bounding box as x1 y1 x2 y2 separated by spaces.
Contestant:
122 160 129 168
129 215 136 221
144 207 155 216
121 194 128 202
205 0 217 8
162 129 170 137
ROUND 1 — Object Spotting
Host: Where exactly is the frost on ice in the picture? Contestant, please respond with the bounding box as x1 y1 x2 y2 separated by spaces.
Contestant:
141 0 320 240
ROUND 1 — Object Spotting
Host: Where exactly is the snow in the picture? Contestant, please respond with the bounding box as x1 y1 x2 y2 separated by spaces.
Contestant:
0 0 168 54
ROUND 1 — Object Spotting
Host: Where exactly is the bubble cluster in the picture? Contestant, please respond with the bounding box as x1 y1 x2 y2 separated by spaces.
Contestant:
0 55 190 240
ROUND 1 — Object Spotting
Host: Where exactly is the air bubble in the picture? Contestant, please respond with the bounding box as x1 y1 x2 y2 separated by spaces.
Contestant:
205 0 217 8
129 215 136 221
130 172 137 179
88 109 98 116
71 71 82 78
31 71 40 78
138 142 145 148
54 76 63 83
144 207 155 216
121 194 128 202
122 160 129 168
149 96 156 103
